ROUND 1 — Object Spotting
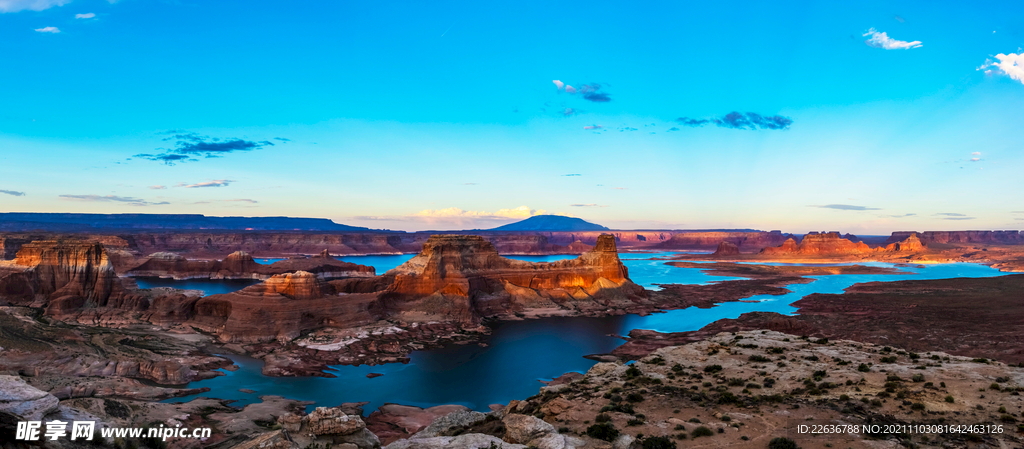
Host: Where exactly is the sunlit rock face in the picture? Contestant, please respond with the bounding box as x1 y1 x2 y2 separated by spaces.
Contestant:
11 239 120 304
760 232 927 257
378 234 645 322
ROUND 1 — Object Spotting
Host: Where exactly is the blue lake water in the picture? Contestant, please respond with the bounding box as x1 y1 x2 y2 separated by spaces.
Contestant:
164 255 1011 412
133 277 261 296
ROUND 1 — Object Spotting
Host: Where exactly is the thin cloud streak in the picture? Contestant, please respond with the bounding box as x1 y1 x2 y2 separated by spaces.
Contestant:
178 180 234 188
811 204 881 211
59 194 170 206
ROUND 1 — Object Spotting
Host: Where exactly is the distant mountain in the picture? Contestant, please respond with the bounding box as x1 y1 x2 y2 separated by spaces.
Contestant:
0 213 379 232
490 215 609 231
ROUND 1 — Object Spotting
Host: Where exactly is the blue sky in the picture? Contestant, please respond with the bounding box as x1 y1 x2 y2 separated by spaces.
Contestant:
1 0 1022 232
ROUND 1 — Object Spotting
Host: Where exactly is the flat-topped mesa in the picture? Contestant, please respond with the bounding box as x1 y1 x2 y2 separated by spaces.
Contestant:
248 271 326 300
760 232 874 257
189 272 379 343
885 230 1024 246
379 234 646 322
125 250 374 280
656 230 792 251
126 251 261 279
8 239 121 304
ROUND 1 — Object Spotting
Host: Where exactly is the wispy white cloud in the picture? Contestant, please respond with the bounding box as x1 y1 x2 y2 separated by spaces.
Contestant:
978 53 1024 85
1 189 26 196
863 28 922 50
811 204 881 211
59 194 169 206
411 205 546 220
552 80 564 90
34 26 60 33
177 179 234 188
148 185 166 190
0 0 69 13
570 203 607 208
75 12 94 19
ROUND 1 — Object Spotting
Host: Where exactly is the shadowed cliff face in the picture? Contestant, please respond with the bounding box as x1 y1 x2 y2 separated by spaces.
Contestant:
189 271 380 343
125 250 376 280
379 234 645 322
886 230 1024 245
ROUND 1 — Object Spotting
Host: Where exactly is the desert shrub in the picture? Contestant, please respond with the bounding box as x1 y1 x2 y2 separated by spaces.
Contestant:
626 392 645 403
912 374 925 382
627 418 645 426
703 365 723 373
857 364 870 372
768 437 800 449
625 366 642 379
595 413 611 423
767 347 785 354
586 423 619 441
749 355 771 362
691 426 714 438
944 395 955 403
911 403 925 410
728 378 746 387
641 436 677 449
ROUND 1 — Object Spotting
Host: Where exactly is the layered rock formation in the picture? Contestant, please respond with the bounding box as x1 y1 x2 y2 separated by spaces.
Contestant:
760 232 874 256
711 241 740 256
378 234 646 322
2 239 122 306
125 250 376 280
189 271 381 343
886 230 1024 245
188 234 646 345
759 232 926 257
656 230 792 251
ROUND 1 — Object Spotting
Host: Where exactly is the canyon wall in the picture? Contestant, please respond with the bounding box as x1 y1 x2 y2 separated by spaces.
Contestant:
125 250 376 280
378 234 646 322
656 230 792 250
886 230 1024 245
760 232 926 257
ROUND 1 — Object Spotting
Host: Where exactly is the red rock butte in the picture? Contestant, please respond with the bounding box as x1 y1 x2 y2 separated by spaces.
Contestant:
760 232 926 257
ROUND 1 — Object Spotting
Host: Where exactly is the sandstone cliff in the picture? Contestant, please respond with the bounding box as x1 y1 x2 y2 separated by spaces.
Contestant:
759 232 926 257
188 271 380 343
125 250 375 280
378 234 646 322
711 241 740 256
885 230 1024 246
656 230 792 251
4 240 122 306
